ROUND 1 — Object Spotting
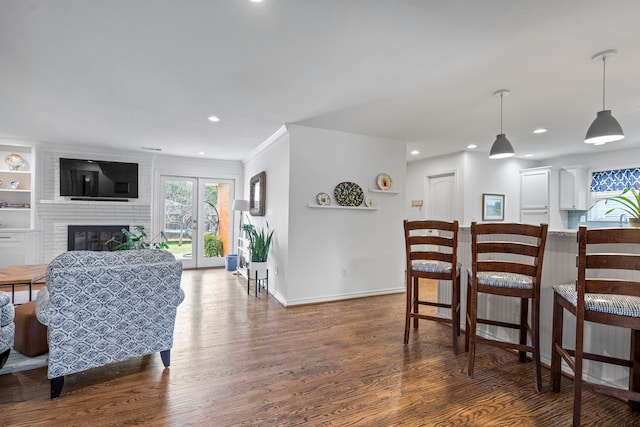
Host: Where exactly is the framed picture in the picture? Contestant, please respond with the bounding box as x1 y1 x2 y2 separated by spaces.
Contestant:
249 171 266 216
482 193 504 221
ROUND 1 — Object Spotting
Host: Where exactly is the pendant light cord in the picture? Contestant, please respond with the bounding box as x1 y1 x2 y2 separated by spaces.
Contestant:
500 92 504 133
602 55 607 110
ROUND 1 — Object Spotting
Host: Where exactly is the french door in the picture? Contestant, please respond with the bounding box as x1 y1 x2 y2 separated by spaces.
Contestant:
160 176 234 269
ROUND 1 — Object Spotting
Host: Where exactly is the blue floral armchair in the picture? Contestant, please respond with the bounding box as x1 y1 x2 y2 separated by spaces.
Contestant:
0 291 14 369
36 249 184 398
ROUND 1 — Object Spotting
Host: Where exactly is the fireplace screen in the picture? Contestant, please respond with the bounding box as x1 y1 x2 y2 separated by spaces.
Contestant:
67 225 130 251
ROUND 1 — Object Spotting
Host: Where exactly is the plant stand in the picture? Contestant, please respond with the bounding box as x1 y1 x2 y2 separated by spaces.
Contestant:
247 268 268 298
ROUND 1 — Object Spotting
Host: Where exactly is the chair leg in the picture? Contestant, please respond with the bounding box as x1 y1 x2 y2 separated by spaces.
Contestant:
531 295 542 393
550 293 564 392
403 273 412 344
451 274 460 355
519 297 528 363
467 275 478 378
630 330 640 410
413 277 419 329
160 349 171 368
573 313 585 427
464 273 471 353
0 348 9 369
51 376 65 399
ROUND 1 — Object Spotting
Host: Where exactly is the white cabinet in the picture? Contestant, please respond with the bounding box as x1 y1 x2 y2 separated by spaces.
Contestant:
559 167 588 210
521 167 550 224
0 144 34 230
521 167 550 209
0 231 39 268
520 209 549 226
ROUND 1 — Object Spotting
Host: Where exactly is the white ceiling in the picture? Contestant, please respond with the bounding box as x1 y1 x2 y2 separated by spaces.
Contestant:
1 1 639 162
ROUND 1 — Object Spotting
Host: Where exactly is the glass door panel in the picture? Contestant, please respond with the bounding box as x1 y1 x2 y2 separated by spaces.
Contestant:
196 179 233 268
161 175 234 269
161 176 196 269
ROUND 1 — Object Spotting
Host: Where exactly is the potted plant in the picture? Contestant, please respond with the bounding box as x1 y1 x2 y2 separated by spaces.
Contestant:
242 221 274 279
105 226 170 250
593 188 640 227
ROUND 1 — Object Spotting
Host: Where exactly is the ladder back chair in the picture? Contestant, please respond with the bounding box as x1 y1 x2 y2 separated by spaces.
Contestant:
403 219 461 354
465 222 548 392
551 226 640 426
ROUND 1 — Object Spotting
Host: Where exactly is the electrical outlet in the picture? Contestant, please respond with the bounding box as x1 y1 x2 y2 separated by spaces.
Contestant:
341 268 348 277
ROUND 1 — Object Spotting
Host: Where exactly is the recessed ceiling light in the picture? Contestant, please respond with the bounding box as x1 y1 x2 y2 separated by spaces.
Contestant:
198 152 206 155
207 116 220 122
467 144 477 149
250 0 263 2
532 128 547 134
410 150 420 155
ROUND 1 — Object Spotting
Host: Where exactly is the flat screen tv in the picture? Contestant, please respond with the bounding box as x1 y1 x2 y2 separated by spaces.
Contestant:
60 158 139 200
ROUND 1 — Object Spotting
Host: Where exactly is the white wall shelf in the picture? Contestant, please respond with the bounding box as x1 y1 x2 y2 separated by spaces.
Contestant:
368 188 399 194
307 203 377 211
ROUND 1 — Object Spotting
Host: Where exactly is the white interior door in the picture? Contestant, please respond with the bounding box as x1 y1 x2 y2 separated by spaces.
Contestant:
427 172 457 221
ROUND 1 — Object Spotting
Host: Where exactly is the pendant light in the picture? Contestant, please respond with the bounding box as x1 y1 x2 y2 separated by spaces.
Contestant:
585 49 624 144
489 89 515 159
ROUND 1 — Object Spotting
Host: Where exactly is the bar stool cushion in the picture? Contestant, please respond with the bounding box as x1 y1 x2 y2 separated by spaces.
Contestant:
554 283 640 318
469 270 534 290
413 261 462 274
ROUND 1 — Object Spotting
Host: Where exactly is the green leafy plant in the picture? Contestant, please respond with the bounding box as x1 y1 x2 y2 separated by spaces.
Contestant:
593 188 640 218
204 233 224 257
105 226 169 250
242 222 274 262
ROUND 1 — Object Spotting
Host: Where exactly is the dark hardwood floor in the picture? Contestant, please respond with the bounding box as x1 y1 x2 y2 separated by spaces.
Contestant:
2 269 640 426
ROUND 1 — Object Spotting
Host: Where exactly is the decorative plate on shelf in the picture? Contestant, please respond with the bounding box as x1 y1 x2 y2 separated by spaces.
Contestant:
334 182 364 207
5 153 25 171
316 192 331 206
376 173 392 190
365 197 377 208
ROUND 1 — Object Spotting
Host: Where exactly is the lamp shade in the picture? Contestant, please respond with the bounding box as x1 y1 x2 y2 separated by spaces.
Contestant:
489 134 515 159
232 199 250 211
585 110 624 144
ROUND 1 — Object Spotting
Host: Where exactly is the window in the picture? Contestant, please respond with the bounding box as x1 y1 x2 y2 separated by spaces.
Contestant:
589 167 640 221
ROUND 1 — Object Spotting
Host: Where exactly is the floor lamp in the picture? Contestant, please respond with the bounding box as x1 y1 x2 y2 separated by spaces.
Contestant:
232 199 249 274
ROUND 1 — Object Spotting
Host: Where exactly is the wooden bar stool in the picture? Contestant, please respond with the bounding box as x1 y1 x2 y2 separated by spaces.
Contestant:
551 226 640 426
403 219 461 354
465 222 548 391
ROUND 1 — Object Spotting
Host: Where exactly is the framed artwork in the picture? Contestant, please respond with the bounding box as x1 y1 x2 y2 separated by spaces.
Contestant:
249 171 266 216
482 193 504 221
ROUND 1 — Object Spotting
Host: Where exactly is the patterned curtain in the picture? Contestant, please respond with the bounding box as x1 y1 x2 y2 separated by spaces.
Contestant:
590 168 640 192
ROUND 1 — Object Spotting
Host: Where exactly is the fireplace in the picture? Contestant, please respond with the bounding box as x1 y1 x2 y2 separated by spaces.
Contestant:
67 225 129 251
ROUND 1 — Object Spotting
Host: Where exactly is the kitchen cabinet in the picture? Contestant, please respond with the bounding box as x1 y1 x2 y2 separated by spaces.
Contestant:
559 167 588 210
520 167 550 209
521 167 550 224
520 209 549 226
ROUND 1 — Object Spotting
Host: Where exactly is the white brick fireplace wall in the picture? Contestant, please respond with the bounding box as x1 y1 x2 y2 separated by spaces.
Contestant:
37 146 153 263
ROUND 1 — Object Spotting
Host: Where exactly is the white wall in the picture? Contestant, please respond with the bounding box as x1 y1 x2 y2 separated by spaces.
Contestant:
36 143 243 263
253 124 406 305
243 130 290 304
407 150 536 226
405 151 465 222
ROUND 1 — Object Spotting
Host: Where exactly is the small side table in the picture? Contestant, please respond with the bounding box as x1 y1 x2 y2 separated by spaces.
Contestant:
247 268 268 298
0 264 47 304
